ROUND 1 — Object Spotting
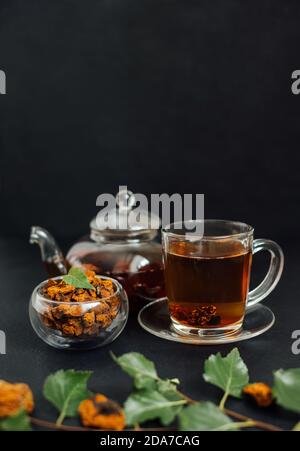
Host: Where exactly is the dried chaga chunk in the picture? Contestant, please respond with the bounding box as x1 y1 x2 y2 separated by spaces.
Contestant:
243 383 273 407
83 312 95 327
78 394 125 430
95 314 112 328
169 304 219 327
51 304 83 320
62 319 83 337
40 271 121 338
0 380 34 418
188 305 217 326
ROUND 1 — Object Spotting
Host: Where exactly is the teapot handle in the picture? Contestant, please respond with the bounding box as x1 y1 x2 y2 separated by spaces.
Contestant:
30 226 68 277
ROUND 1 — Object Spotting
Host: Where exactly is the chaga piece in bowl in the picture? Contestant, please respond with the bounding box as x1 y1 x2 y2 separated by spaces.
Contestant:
29 270 128 350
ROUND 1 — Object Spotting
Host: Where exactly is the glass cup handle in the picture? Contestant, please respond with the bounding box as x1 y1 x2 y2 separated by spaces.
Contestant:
247 239 284 308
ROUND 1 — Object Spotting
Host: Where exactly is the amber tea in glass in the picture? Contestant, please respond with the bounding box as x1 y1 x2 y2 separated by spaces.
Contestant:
162 220 284 338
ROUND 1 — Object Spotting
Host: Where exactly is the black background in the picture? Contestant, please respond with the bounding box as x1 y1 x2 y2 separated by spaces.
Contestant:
1 0 300 431
1 0 300 243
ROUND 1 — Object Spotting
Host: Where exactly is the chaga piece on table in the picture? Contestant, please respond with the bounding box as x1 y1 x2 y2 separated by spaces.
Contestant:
243 382 273 407
78 394 125 430
0 380 34 418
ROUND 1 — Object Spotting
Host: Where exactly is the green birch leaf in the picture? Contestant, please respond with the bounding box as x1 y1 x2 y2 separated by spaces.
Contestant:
273 369 300 414
43 369 92 424
292 422 300 431
124 389 186 426
0 410 31 431
134 374 157 391
111 352 158 390
157 378 180 395
178 402 240 431
203 348 249 398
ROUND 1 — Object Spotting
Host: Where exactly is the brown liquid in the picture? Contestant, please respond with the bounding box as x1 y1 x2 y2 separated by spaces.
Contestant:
72 254 165 313
164 241 252 329
44 255 165 314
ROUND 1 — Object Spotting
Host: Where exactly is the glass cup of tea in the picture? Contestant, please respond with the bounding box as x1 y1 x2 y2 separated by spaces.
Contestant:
162 220 284 338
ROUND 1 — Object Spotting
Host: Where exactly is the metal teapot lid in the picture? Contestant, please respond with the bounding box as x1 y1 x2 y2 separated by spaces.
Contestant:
90 188 160 242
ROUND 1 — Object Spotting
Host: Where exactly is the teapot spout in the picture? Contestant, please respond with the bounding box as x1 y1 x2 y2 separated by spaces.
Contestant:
30 226 68 276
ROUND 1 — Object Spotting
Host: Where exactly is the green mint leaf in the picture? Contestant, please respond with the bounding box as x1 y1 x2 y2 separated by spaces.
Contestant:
203 348 249 400
273 369 300 414
111 352 158 390
43 369 92 425
178 402 240 431
62 267 95 290
124 389 186 426
0 409 31 431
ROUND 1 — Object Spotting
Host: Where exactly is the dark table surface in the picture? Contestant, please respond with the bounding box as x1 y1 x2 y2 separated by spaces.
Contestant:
1 236 300 431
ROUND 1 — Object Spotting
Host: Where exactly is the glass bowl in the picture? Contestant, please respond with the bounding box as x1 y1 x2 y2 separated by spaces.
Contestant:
29 275 128 350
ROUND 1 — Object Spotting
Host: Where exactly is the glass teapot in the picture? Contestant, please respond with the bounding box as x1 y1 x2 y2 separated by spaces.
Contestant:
30 189 165 312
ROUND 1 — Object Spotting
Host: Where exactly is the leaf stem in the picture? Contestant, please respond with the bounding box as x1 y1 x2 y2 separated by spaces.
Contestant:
56 408 66 427
30 417 91 431
176 390 283 432
219 390 229 411
224 408 283 432
215 420 255 431
30 416 176 432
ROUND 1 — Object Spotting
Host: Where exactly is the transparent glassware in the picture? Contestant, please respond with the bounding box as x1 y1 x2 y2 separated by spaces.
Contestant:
29 276 128 350
66 232 164 313
162 220 284 338
30 189 165 313
138 298 275 345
